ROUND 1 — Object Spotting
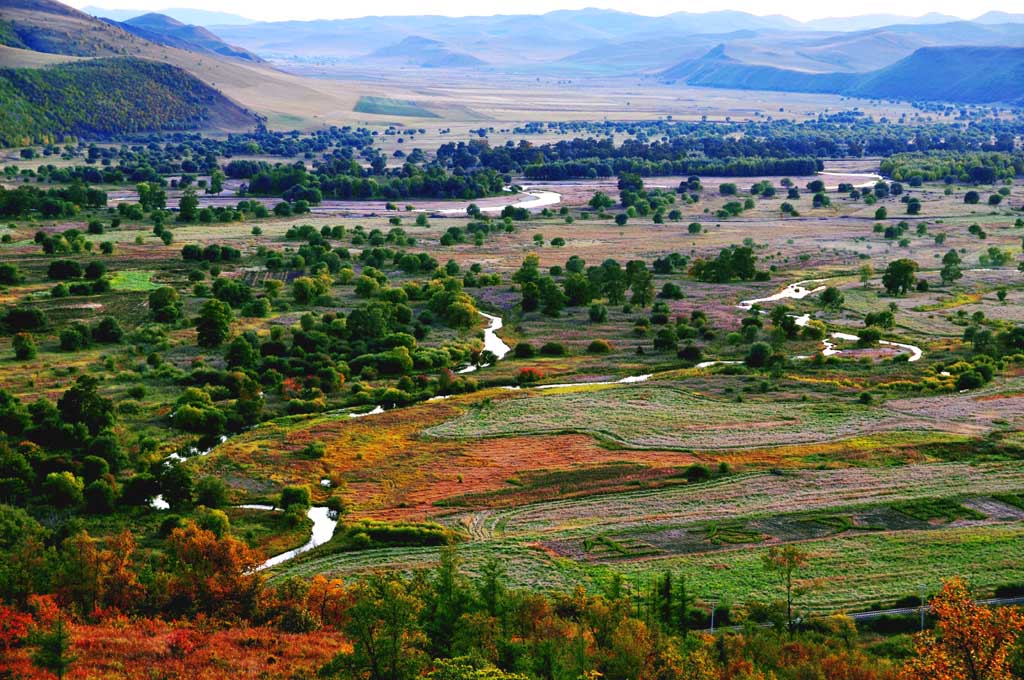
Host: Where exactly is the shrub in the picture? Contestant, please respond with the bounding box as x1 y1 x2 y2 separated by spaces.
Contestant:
513 343 535 358
280 485 311 510
517 367 543 384
539 342 567 356
195 476 229 508
587 339 613 354
745 341 773 367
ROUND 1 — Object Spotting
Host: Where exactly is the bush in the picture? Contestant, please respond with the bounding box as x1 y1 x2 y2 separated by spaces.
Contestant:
588 304 608 323
513 342 535 358
745 341 773 367
84 480 116 514
195 476 229 508
539 342 567 356
517 367 543 384
280 485 311 510
684 464 711 482
587 339 613 354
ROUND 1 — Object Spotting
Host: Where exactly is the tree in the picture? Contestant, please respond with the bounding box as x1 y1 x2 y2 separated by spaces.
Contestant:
165 522 263 617
562 273 592 307
745 341 773 368
901 577 1024 680
941 249 963 286
882 259 919 296
874 206 887 220
424 546 471 657
30 614 76 679
58 375 114 436
178 187 199 222
149 286 183 323
208 170 225 195
763 544 809 635
629 271 654 307
964 191 980 205
327 574 426 680
196 299 232 348
12 332 36 360
588 192 614 210
820 286 844 310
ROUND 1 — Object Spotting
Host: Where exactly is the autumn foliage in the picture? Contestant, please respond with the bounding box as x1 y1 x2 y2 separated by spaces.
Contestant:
901 577 1024 680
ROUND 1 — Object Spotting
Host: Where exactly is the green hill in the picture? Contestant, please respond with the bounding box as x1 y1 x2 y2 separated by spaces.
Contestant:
848 46 1024 103
0 57 257 146
662 45 1024 104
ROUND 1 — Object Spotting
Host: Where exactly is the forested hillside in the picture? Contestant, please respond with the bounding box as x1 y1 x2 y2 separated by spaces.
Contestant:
662 45 1024 104
0 57 256 146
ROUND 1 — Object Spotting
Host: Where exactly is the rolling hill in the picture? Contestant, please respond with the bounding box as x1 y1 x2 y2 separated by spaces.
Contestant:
0 0 378 131
0 56 256 145
367 36 486 68
662 44 1024 104
82 6 254 26
115 13 261 62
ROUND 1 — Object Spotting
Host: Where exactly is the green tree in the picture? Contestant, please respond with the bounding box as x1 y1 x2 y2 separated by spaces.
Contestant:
881 258 918 296
940 249 963 286
30 614 77 679
195 299 232 348
178 187 199 222
588 192 614 210
629 271 655 307
820 286 844 310
424 546 471 657
12 332 36 360
763 544 809 635
58 375 114 436
208 170 224 194
148 286 183 323
326 574 426 680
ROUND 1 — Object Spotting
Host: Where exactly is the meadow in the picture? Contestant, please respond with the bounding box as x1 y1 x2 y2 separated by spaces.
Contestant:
3 129 1024 624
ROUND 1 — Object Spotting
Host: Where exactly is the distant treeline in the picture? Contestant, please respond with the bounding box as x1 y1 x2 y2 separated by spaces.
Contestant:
0 183 106 217
435 116 1022 179
228 160 507 202
880 151 1024 183
522 157 822 180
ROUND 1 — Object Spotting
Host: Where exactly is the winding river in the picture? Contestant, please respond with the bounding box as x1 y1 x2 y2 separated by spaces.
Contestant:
237 505 340 571
151 277 920 569
735 279 922 363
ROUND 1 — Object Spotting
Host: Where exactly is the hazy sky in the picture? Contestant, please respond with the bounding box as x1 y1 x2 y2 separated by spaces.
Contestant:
68 0 1023 22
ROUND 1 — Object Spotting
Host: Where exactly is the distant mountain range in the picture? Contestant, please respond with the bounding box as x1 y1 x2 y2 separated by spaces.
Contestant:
662 45 1024 104
155 7 1024 88
82 6 253 25
109 12 261 62
367 36 485 68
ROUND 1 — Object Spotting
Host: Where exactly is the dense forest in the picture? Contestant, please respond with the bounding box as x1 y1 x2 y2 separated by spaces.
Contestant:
0 57 255 147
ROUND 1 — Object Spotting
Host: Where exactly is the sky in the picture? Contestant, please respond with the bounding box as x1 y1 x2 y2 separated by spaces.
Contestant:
67 0 1024 23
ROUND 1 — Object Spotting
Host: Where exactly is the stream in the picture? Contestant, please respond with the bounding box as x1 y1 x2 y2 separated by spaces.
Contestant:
237 505 340 571
149 277 920 568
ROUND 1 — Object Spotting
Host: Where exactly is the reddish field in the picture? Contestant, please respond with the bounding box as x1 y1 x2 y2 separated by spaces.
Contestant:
202 395 708 520
1 618 347 679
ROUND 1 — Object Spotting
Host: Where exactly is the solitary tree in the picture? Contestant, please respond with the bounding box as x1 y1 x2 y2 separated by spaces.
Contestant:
178 188 199 222
820 286 844 310
763 544 809 635
882 259 919 296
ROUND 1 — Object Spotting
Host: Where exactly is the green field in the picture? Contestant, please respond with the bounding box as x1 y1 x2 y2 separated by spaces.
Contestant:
425 382 942 450
353 96 440 118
